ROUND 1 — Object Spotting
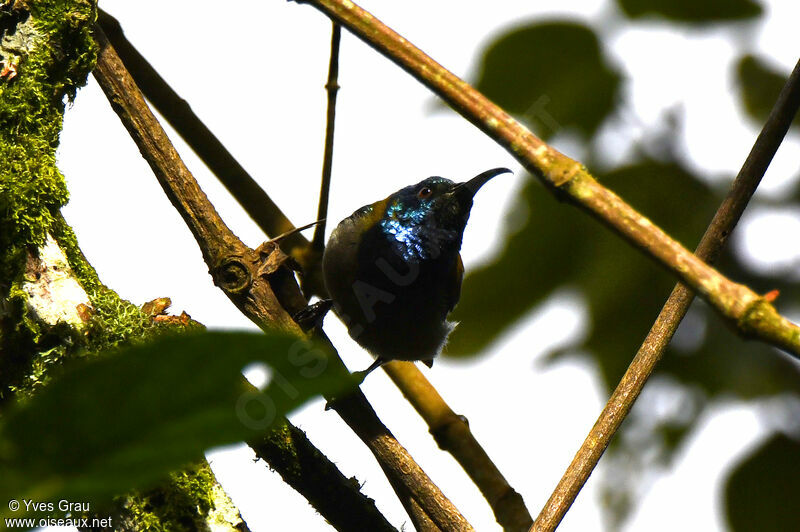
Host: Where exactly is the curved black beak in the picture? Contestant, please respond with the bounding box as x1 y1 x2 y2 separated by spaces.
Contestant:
464 167 512 195
439 167 511 229
452 167 512 199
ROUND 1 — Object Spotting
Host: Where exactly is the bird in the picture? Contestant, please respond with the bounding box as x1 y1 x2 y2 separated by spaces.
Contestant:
322 167 511 375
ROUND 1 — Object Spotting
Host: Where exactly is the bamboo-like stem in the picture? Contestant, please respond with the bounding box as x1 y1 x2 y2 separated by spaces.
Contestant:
532 58 800 532
294 0 800 358
384 362 533 531
92 26 471 531
95 9 309 258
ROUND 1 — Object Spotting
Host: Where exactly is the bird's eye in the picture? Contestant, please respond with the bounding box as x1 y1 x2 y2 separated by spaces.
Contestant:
417 186 433 199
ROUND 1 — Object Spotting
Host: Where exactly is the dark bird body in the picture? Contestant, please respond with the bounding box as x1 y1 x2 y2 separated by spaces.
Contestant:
322 168 510 373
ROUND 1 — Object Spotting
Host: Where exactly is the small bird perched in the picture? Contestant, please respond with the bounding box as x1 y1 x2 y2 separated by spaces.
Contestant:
322 167 511 374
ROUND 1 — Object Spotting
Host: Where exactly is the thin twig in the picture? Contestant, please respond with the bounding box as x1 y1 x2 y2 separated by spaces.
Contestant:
294 0 800 358
312 21 342 253
384 362 533 531
96 9 309 258
532 57 800 532
92 25 471 531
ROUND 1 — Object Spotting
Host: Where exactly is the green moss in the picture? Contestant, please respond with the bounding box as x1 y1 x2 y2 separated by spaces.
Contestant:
0 280 85 402
50 212 105 295
0 1 98 400
0 1 98 280
0 1 203 400
0 7 237 530
85 289 158 351
113 462 226 532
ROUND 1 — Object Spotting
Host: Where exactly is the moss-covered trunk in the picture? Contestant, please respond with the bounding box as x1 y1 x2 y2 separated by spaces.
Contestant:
0 2 247 529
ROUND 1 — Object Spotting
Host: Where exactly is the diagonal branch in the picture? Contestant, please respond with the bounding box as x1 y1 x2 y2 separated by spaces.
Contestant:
96 9 309 258
384 361 533 531
532 57 800 532
382 469 440 531
330 386 473 530
249 419 397 531
92 25 471 531
92 25 299 334
293 0 800 358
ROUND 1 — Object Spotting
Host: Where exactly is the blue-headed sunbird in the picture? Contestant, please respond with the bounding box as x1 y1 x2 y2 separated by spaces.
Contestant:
322 167 511 374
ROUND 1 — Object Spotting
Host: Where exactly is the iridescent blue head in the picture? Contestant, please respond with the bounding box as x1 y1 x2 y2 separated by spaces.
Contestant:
379 167 511 261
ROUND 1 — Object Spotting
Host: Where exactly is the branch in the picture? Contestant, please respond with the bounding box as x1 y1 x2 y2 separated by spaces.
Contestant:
299 20 342 297
249 419 396 532
330 390 474 530
92 24 301 334
92 26 471 531
383 464 440 531
532 57 800 532
384 362 533 531
95 9 309 258
312 21 341 254
293 0 800 358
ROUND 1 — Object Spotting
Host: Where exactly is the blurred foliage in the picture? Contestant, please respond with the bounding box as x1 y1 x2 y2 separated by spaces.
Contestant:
472 22 621 140
616 0 762 22
724 433 800 531
0 331 354 520
451 160 800 395
737 54 800 131
447 6 800 527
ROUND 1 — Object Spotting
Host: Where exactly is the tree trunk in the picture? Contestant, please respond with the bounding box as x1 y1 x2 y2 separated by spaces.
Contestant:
0 2 247 529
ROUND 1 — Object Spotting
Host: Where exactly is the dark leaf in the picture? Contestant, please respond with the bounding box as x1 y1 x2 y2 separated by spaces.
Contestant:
471 21 621 139
736 54 799 131
617 0 762 22
656 241 800 398
725 432 800 531
0 331 354 518
659 306 800 399
451 158 800 395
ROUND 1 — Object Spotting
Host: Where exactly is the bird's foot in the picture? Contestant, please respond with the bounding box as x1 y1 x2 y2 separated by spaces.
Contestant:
292 299 333 332
351 357 387 384
323 358 385 411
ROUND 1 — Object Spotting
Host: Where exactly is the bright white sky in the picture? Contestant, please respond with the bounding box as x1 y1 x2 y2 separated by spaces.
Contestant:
51 1 800 530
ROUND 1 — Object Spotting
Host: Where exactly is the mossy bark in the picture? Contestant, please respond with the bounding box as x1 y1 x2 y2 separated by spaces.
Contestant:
0 2 246 530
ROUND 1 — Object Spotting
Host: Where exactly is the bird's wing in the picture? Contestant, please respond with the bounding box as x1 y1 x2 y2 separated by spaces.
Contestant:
446 253 465 312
